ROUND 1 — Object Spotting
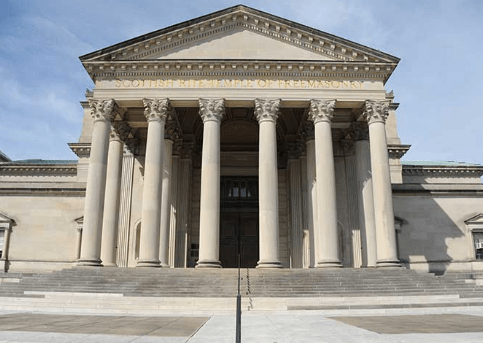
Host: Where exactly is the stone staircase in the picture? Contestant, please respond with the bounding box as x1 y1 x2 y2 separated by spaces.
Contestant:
0 268 482 314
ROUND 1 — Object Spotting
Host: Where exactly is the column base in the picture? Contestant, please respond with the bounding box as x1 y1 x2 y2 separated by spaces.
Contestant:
316 259 342 268
160 263 170 268
376 259 401 268
77 258 103 267
102 262 117 267
196 260 222 268
256 260 283 269
136 259 161 267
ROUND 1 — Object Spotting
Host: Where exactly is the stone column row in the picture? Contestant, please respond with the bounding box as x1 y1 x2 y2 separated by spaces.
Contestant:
363 100 399 267
79 98 175 268
78 99 121 267
196 98 283 269
136 99 169 267
100 121 131 266
308 100 342 268
305 99 399 268
255 99 283 268
196 99 224 268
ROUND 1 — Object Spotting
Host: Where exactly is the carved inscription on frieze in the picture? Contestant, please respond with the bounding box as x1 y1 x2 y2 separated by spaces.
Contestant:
110 78 364 90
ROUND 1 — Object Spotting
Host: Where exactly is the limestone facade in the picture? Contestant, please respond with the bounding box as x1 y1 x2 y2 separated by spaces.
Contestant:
0 5 482 274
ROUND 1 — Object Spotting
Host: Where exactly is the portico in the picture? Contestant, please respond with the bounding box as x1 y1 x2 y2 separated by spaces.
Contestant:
76 5 403 269
77 96 400 269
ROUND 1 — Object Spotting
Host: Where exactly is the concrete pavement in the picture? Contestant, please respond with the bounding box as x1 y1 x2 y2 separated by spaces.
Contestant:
0 307 483 342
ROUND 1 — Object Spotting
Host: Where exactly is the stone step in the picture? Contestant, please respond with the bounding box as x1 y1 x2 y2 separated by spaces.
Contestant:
2 268 483 301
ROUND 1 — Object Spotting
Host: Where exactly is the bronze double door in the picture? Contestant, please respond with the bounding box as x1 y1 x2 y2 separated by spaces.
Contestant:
220 211 259 268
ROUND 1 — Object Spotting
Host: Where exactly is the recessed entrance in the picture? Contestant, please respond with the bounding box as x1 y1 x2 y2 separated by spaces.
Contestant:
220 177 259 268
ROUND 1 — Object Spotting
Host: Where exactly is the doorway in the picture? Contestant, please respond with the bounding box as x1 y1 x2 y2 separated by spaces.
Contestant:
220 177 259 268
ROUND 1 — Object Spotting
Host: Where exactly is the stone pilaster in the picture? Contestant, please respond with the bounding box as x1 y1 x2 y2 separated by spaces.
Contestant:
116 146 135 268
288 159 304 268
350 122 377 267
159 138 173 267
176 157 192 268
100 121 130 267
363 100 400 267
168 154 180 267
305 138 318 268
196 98 224 268
78 99 118 267
255 98 283 268
309 99 342 268
137 98 169 267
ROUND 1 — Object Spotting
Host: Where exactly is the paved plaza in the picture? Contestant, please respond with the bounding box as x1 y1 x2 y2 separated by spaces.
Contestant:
0 308 483 342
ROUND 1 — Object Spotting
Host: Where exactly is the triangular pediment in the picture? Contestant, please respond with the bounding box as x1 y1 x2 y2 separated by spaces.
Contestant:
466 213 483 225
150 28 338 61
0 212 15 225
81 5 399 64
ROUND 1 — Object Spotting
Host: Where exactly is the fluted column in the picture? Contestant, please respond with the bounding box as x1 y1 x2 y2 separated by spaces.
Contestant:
196 98 224 268
364 100 400 267
255 99 282 268
309 99 342 268
78 99 117 267
137 98 169 267
100 122 130 266
351 123 377 267
159 138 173 267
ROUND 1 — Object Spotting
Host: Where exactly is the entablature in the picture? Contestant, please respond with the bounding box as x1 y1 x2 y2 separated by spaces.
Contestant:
84 59 397 83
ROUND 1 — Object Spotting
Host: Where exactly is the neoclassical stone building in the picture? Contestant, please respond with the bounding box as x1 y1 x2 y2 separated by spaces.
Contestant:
0 5 482 274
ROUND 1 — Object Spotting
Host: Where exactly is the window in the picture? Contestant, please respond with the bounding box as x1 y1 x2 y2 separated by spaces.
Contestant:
465 214 483 261
190 243 199 259
474 233 483 260
0 229 5 258
0 212 14 269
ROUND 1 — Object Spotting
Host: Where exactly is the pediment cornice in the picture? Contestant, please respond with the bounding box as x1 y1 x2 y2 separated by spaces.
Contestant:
83 59 397 82
80 5 399 82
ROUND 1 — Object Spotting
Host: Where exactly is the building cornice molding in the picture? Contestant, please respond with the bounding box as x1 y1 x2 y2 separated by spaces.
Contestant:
392 183 483 195
0 164 77 176
68 143 91 158
402 165 483 178
388 144 411 159
83 59 396 81
0 183 86 196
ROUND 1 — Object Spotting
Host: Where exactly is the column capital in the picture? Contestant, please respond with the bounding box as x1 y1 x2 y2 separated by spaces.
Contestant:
88 99 120 123
110 121 131 142
349 122 370 141
363 100 390 125
199 98 225 123
308 99 336 124
143 98 170 122
255 98 281 123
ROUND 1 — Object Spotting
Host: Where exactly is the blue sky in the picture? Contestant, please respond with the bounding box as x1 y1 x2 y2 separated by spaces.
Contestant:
0 0 482 164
